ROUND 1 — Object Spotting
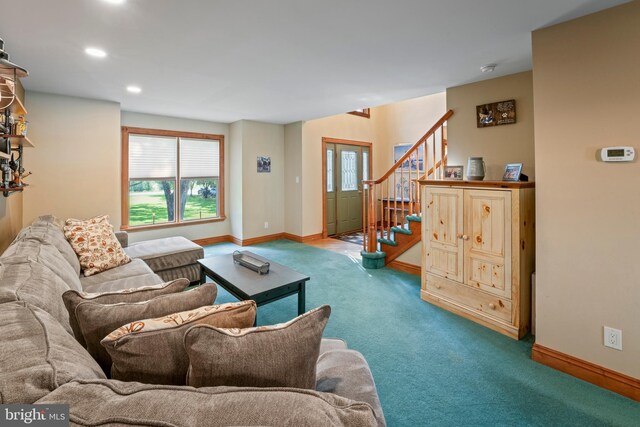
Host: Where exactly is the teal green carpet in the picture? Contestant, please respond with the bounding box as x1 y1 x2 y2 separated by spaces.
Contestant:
204 240 639 426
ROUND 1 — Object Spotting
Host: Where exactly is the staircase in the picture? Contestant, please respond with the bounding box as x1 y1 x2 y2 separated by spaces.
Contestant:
361 110 453 268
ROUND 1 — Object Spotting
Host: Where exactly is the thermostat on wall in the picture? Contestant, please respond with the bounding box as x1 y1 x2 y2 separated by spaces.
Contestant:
600 147 635 162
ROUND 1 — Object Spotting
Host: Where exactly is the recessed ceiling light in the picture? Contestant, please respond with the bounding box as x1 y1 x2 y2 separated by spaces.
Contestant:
101 0 126 4
480 64 497 73
85 47 107 58
127 85 142 94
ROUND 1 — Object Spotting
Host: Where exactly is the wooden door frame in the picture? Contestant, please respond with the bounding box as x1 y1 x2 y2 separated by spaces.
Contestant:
321 137 373 238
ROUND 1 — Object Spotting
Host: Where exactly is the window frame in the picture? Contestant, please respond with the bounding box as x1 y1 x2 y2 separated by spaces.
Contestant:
121 126 225 231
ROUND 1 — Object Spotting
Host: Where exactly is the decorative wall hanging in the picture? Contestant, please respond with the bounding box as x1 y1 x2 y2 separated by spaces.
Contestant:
476 99 516 128
257 156 271 173
393 143 424 172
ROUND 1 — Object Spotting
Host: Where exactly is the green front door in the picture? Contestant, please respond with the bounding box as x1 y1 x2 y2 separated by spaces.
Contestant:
325 143 337 235
336 144 363 234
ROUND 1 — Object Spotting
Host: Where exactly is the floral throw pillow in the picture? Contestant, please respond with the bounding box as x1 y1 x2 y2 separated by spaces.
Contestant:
63 216 131 277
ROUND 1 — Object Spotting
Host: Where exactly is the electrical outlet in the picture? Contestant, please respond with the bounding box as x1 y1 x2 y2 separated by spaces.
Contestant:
264 222 269 229
604 326 622 351
295 176 300 184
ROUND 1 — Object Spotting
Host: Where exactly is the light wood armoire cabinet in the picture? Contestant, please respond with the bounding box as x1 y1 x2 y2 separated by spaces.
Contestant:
419 180 535 339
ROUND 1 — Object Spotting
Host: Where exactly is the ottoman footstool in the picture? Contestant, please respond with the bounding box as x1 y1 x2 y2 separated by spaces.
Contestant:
122 236 204 285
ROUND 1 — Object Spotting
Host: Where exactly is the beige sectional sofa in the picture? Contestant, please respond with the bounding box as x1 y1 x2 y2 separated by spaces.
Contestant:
0 215 385 426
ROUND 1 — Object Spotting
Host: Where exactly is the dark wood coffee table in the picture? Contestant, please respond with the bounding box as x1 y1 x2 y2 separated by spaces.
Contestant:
198 251 310 319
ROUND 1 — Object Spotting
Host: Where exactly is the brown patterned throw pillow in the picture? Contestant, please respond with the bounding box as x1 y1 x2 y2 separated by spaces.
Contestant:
63 215 131 277
184 305 331 390
100 300 257 385
63 278 190 347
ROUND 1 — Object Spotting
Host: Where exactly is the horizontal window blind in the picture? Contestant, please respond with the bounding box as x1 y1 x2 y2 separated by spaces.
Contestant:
180 138 220 178
129 135 177 179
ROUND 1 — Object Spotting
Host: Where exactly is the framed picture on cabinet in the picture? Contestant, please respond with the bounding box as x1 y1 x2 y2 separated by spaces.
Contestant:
502 163 523 181
444 165 464 180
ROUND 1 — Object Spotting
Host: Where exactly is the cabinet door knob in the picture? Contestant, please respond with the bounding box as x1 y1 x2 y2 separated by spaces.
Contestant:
435 284 441 289
462 234 469 240
457 234 463 239
488 303 496 310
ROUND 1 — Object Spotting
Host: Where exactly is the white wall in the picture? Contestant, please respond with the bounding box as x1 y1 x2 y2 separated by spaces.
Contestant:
23 92 121 227
120 111 231 242
446 72 535 181
284 122 303 236
532 2 640 378
237 120 285 239
229 121 244 239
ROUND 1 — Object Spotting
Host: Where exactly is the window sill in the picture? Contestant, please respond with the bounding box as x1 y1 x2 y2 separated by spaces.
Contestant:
121 216 226 232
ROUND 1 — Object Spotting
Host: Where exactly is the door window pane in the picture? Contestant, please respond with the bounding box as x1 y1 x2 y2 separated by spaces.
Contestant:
327 149 334 192
341 151 358 191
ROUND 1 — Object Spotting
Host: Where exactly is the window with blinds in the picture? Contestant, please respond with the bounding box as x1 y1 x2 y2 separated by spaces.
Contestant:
122 128 224 228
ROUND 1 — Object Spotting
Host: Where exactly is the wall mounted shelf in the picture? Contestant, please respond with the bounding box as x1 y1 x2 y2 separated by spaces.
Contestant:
1 135 34 148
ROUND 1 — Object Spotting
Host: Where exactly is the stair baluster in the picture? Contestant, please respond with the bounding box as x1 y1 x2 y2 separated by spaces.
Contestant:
361 110 453 268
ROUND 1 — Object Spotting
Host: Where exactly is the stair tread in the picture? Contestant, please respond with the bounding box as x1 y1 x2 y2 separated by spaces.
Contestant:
391 226 412 235
406 215 422 222
377 237 398 246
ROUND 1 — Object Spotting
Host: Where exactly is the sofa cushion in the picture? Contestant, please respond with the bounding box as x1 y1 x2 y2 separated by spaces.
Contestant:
63 216 131 277
76 283 218 375
316 349 386 427
36 379 378 427
185 305 330 390
1 239 82 291
123 236 204 273
79 258 159 292
101 300 256 385
14 221 81 277
65 214 109 226
0 259 74 335
30 214 65 229
320 338 348 355
0 302 106 404
156 263 202 284
63 278 189 347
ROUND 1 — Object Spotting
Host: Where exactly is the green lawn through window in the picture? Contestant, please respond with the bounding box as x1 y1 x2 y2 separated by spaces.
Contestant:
129 193 217 226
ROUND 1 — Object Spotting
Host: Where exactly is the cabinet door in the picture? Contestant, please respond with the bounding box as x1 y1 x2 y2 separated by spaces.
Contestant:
424 187 463 282
464 190 512 298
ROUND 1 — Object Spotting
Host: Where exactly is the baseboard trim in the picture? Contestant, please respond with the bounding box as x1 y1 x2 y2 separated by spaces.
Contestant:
386 260 421 276
283 232 324 243
192 236 233 246
192 233 323 247
239 233 284 246
532 343 640 401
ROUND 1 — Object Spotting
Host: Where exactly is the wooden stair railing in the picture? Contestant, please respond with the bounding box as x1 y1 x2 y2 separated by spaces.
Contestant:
362 109 454 256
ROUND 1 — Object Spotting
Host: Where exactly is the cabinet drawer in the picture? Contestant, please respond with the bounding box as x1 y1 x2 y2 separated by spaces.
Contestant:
425 273 512 323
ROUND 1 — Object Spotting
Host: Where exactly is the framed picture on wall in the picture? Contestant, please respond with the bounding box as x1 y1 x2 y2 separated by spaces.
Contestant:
477 99 516 128
393 143 424 172
257 156 271 173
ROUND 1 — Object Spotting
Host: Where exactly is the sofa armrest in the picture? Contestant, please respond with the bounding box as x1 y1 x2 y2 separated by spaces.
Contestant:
316 349 386 427
114 231 129 248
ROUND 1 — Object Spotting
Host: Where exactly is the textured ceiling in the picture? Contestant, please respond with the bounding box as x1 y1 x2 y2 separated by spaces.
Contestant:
0 0 629 124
